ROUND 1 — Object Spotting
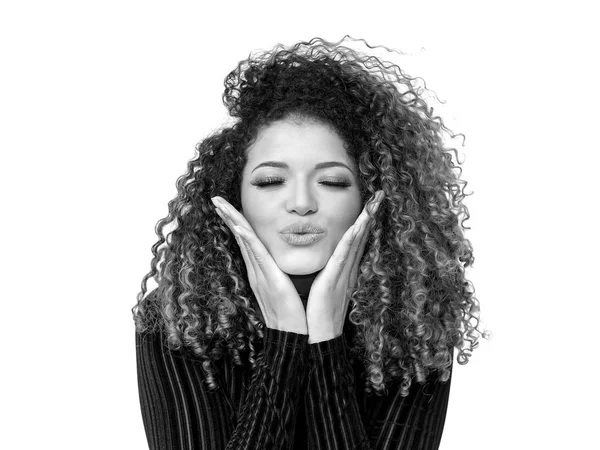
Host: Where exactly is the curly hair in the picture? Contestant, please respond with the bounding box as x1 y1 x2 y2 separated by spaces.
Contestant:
132 36 488 400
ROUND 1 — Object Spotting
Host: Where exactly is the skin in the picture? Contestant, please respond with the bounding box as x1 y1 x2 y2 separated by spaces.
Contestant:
239 119 363 276
212 117 384 342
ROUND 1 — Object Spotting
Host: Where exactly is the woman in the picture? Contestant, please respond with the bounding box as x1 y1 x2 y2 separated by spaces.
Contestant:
132 36 485 449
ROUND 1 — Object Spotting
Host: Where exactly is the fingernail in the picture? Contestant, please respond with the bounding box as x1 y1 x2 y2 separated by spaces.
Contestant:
370 192 382 204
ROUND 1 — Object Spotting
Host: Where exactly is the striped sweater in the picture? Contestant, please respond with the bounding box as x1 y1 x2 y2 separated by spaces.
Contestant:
135 319 452 449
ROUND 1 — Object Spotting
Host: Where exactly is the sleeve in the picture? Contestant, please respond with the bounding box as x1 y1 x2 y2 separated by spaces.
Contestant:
304 334 452 450
136 326 309 450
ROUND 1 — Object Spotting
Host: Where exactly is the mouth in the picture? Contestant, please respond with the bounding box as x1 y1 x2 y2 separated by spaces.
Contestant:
280 232 325 246
280 224 325 234
284 230 324 235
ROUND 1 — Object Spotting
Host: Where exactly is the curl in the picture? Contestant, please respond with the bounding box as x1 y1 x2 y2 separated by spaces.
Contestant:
132 36 490 405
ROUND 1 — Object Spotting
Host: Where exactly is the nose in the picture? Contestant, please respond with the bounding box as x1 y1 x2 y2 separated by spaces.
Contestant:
286 181 317 215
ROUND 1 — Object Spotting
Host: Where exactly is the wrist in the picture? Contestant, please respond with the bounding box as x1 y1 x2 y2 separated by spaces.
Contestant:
272 320 308 335
308 335 335 344
307 326 340 344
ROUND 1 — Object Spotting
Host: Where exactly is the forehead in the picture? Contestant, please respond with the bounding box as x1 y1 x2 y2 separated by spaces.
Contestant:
246 120 352 165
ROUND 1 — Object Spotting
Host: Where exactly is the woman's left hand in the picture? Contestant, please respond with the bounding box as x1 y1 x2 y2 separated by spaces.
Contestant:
306 190 384 344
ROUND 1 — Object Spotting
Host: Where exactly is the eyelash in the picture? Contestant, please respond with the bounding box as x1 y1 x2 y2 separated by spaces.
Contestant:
251 177 352 188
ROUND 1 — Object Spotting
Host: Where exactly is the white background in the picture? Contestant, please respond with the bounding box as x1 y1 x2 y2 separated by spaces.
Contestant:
1 1 598 449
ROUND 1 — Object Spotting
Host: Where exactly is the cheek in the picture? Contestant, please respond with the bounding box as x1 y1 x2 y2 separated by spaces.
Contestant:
243 209 277 241
336 209 361 231
239 196 265 226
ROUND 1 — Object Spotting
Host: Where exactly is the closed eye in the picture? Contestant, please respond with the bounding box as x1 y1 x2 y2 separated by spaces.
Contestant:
251 177 352 188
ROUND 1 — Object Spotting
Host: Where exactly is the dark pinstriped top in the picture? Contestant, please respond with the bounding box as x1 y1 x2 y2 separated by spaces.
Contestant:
135 307 452 449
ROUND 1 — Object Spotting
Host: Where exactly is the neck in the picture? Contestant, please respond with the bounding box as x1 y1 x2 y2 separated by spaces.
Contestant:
288 270 321 306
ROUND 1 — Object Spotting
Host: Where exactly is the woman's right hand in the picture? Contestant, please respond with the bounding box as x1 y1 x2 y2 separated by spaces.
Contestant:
210 196 308 335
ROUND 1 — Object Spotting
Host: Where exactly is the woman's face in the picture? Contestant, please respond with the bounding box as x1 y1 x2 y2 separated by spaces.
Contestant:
240 119 362 275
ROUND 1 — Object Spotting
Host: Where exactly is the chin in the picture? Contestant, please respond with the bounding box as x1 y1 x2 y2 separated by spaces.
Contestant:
285 268 322 276
275 255 327 276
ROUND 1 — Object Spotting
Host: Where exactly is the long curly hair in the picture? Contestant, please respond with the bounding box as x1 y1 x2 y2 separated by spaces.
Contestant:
132 36 488 399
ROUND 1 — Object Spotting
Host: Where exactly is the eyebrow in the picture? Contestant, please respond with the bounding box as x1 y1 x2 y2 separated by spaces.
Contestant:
251 161 355 175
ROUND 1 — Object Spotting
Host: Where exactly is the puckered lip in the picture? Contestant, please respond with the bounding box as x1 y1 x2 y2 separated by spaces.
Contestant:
279 221 325 234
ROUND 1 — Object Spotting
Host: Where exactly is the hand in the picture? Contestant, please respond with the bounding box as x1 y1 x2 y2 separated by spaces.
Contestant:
306 190 385 343
210 196 308 335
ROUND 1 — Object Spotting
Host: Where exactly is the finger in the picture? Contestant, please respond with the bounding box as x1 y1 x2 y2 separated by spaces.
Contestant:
321 220 361 289
322 190 382 284
232 224 264 272
343 219 368 289
214 204 262 284
365 191 384 220
345 195 382 290
348 195 379 258
212 198 254 249
337 222 368 310
348 218 374 293
213 197 282 283
215 208 273 318
215 207 258 283
215 206 244 246
212 197 255 233
213 196 284 277
232 230 271 324
212 199 259 274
